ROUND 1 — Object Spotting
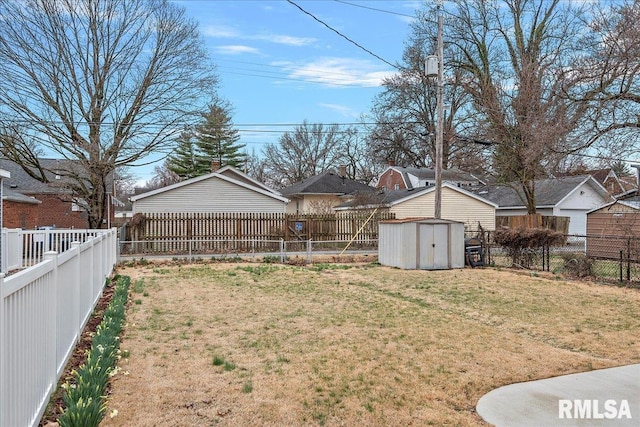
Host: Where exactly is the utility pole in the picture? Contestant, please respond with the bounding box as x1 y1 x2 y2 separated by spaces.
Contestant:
434 3 444 219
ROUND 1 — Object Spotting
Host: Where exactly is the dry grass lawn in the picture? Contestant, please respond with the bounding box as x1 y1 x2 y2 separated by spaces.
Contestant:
100 261 640 426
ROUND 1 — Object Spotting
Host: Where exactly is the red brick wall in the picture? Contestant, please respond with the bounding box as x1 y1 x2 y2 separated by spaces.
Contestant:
3 201 40 229
377 169 406 190
4 193 116 230
34 194 88 228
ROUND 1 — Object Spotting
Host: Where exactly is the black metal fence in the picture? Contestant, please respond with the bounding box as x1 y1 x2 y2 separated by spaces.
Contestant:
467 231 640 285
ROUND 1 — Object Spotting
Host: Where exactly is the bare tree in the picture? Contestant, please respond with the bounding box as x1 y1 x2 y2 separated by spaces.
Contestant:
262 121 347 188
571 0 640 158
446 0 590 213
369 5 485 171
0 0 217 227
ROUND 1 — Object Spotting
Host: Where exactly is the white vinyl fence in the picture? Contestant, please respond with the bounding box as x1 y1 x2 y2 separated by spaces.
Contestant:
2 228 106 273
0 228 117 427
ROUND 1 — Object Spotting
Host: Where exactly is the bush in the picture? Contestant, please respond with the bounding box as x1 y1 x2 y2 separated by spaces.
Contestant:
58 276 130 427
494 227 565 268
561 253 593 277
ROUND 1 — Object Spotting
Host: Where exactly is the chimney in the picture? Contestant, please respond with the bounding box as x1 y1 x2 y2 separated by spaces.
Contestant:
388 159 395 167
211 159 221 172
338 165 347 178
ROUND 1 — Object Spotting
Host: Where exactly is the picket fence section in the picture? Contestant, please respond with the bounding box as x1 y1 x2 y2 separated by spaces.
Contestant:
1 228 105 273
122 212 395 255
0 228 117 427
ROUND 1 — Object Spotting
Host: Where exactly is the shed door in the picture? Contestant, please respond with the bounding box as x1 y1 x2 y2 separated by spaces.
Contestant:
419 224 449 269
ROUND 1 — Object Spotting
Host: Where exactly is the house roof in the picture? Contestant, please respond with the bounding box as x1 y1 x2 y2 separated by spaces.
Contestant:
130 166 289 203
216 165 282 195
0 157 115 196
560 168 638 197
280 171 376 197
2 187 41 204
382 166 485 189
334 182 497 209
472 175 611 208
588 197 640 214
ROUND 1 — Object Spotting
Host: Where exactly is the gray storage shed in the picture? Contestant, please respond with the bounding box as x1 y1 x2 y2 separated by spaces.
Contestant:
378 218 465 270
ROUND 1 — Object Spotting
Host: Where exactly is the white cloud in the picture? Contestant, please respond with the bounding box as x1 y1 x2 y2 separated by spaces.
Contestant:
214 45 260 55
318 103 358 118
201 25 239 38
258 34 316 46
201 25 315 47
279 57 396 88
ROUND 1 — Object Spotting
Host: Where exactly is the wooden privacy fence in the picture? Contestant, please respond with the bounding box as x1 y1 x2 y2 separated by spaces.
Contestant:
496 214 570 233
122 212 395 254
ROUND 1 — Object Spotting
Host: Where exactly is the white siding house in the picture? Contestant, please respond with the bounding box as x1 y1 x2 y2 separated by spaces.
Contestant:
131 167 288 214
474 175 612 236
335 182 496 232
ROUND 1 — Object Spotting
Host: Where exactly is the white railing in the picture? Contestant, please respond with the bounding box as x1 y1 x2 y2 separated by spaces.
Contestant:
0 228 117 427
2 228 106 273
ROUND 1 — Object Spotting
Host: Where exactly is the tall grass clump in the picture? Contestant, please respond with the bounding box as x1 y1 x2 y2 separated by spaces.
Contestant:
57 275 130 427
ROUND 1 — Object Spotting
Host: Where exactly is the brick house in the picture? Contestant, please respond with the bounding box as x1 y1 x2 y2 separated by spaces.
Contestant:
0 158 114 229
376 163 485 191
3 187 41 229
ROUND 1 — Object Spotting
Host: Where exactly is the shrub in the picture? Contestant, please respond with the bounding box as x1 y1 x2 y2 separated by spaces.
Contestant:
493 227 565 268
561 253 593 277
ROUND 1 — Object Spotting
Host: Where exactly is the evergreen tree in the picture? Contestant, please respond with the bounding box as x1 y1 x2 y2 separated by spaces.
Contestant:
166 130 205 179
166 99 244 180
195 100 245 170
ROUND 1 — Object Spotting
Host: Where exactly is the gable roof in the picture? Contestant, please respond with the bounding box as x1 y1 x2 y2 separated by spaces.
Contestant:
130 166 289 203
216 165 282 195
588 196 640 214
280 171 376 197
473 175 611 208
380 166 485 189
335 182 497 209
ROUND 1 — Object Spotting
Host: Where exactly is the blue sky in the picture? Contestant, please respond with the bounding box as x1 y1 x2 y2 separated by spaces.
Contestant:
134 0 419 183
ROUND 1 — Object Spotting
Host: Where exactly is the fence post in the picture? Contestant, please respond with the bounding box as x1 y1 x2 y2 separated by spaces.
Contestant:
280 239 285 263
620 250 623 283
43 251 58 400
71 242 82 340
0 273 5 427
627 237 631 282
307 239 312 264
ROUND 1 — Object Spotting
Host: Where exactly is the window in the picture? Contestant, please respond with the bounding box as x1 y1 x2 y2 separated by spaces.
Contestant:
394 184 400 190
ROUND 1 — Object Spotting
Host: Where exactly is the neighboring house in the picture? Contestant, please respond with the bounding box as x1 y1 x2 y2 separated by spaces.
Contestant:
0 158 102 229
473 175 612 236
586 197 640 260
280 169 376 214
376 164 485 191
335 182 497 232
130 164 288 214
567 168 638 199
3 187 41 229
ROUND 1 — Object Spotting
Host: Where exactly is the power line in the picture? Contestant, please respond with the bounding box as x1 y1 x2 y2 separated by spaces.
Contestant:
285 0 400 71
333 0 415 18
